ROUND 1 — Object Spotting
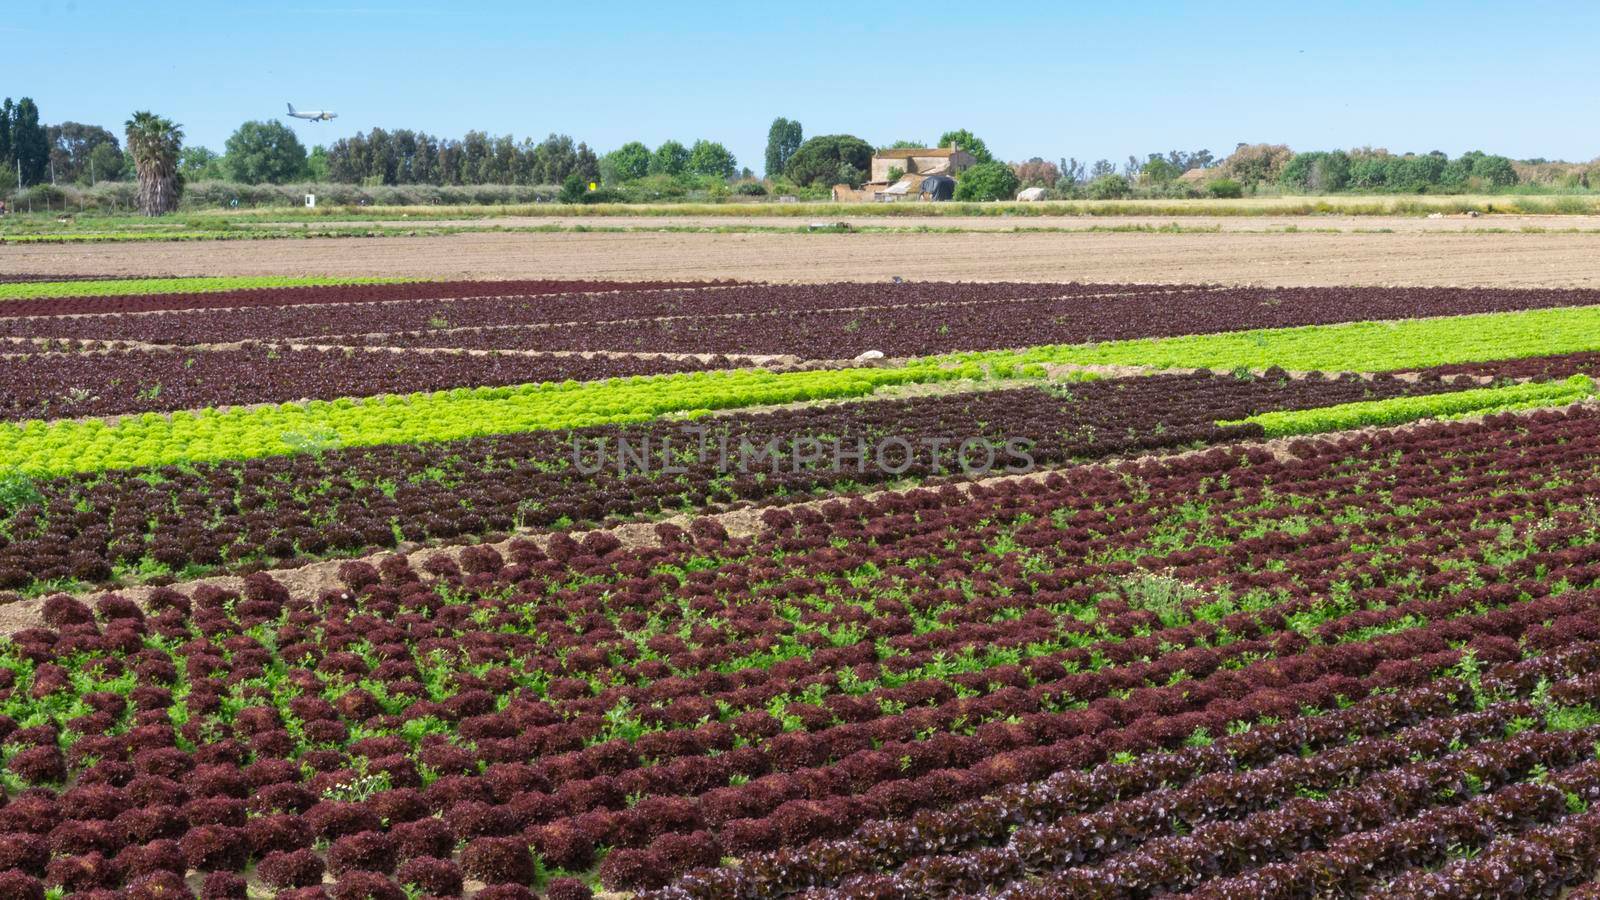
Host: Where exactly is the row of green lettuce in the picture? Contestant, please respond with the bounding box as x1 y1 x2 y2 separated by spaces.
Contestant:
1222 375 1595 437
0 275 415 300
0 365 981 478
948 303 1600 373
1 302 1597 478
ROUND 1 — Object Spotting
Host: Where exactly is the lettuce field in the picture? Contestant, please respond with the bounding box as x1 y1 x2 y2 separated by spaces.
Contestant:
0 275 1597 899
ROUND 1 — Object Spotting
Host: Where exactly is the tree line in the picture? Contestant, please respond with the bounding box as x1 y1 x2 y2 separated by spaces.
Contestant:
322 130 603 187
0 95 1568 213
0 98 52 188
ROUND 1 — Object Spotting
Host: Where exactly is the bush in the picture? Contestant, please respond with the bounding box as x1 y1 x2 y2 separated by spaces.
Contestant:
1205 178 1244 199
558 174 589 204
1085 174 1131 200
953 162 1020 202
733 180 767 196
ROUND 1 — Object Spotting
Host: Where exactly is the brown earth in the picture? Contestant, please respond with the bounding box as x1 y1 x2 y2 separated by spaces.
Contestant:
245 212 1600 234
7 226 1600 286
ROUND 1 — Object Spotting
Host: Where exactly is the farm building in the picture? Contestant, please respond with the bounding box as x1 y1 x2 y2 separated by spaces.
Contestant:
869 145 978 183
833 144 978 202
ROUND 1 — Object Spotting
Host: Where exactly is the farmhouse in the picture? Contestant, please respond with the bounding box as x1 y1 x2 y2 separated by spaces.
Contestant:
832 144 978 202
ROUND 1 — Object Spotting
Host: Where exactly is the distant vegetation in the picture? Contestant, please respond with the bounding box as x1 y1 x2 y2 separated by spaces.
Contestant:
8 97 1600 215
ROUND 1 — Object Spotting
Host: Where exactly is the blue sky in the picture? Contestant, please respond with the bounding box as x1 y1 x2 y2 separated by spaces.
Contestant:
12 0 1599 169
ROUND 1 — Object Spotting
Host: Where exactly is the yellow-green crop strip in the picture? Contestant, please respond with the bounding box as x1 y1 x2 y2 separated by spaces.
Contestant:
1221 375 1596 438
946 304 1600 374
0 365 979 478
0 276 416 300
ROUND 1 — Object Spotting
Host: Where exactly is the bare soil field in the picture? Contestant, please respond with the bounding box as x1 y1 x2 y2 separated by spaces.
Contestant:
249 212 1600 233
8 226 1600 286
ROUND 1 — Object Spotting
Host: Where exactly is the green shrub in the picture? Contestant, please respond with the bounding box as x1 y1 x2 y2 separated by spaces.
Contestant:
733 181 768 196
558 173 589 204
1205 178 1244 199
953 162 1021 201
1085 174 1131 200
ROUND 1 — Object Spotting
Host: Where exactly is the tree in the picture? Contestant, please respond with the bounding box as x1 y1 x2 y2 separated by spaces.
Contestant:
1140 156 1180 183
306 146 330 182
573 142 601 184
1089 159 1116 179
686 140 736 178
1012 157 1060 187
10 98 48 186
1218 143 1293 185
650 140 689 176
223 120 308 184
937 129 992 164
784 134 873 187
47 122 121 184
85 142 126 183
460 131 489 184
763 118 803 178
953 161 1020 201
179 146 224 181
601 141 651 184
885 139 925 149
124 111 183 215
1464 151 1517 188
0 100 11 175
1280 150 1350 192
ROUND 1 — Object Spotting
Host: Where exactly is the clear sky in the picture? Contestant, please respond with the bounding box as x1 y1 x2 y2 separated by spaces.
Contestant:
11 0 1599 169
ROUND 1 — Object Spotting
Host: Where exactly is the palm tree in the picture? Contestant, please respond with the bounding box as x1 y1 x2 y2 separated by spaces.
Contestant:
124 111 184 216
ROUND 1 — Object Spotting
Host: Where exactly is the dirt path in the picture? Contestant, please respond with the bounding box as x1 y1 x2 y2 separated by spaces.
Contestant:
8 228 1600 286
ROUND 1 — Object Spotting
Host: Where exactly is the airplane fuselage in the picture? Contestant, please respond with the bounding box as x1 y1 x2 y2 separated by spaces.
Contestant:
286 104 337 122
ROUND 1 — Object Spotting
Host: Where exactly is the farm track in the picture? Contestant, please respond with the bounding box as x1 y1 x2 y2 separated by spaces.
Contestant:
9 227 1600 285
6 394 1584 636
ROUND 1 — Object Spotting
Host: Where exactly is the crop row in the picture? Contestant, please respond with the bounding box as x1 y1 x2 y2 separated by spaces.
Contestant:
660 691 1600 898
9 284 1600 355
0 371 1470 591
0 407 1597 895
0 273 130 284
0 281 1078 339
317 287 1600 361
1422 349 1600 380
1223 374 1595 437
0 345 737 422
0 278 734 318
0 363 980 478
0 276 414 302
965 302 1600 374
0 323 1533 479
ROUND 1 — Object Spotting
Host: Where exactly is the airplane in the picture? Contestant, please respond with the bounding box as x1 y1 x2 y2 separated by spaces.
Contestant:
286 102 337 122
